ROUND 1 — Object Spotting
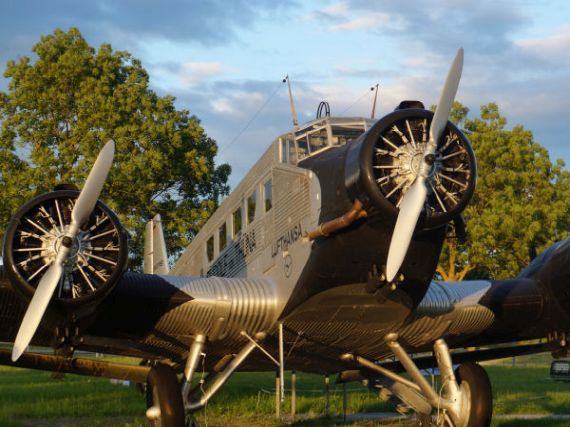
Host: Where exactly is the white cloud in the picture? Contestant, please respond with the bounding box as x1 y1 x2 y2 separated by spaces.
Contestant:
211 98 235 113
323 1 348 16
303 1 348 21
328 13 390 32
210 91 268 117
514 25 570 62
180 62 225 85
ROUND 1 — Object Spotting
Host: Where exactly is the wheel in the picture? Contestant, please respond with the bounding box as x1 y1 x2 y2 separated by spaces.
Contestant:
455 362 492 427
414 362 492 427
146 364 185 427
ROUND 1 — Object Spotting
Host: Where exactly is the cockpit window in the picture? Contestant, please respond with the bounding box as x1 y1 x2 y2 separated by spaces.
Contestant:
281 118 371 164
307 127 329 153
331 125 365 146
296 136 309 160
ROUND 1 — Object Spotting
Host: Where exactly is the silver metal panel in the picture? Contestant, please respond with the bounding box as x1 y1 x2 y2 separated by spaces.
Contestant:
147 276 279 345
281 280 495 363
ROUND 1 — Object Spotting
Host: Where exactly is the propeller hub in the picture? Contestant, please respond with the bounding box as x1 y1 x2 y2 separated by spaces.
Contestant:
424 153 436 166
393 144 440 186
61 235 73 248
47 229 87 266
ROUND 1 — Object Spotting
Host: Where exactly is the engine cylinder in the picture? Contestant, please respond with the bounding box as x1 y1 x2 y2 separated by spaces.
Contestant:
345 108 477 228
3 190 128 317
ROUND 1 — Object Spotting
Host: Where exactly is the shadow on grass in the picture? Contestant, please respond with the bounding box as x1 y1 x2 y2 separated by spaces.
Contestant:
290 416 414 426
493 420 570 427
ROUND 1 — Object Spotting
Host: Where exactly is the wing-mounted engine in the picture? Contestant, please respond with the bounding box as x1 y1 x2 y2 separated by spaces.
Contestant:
3 189 128 319
4 141 122 361
345 107 477 228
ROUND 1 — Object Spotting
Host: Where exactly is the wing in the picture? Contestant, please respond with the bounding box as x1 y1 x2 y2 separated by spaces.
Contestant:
0 267 282 364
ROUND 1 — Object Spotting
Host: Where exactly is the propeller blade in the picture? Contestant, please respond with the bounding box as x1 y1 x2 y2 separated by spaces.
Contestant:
71 140 115 230
385 48 464 282
12 140 115 361
428 48 464 153
385 178 427 282
12 262 63 361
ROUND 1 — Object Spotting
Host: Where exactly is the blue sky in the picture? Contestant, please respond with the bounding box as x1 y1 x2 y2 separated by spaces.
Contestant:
1 0 569 187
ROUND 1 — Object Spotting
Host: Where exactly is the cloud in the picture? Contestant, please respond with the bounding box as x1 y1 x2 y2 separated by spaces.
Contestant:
0 0 295 71
180 62 225 85
211 98 235 114
518 26 570 51
323 2 349 16
311 0 527 54
334 64 398 79
304 1 347 22
210 91 266 116
328 14 388 32
514 25 570 66
307 3 398 33
174 79 296 186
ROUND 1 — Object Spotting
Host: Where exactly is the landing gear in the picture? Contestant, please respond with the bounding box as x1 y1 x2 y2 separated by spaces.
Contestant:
146 364 185 427
454 363 492 427
414 362 492 427
144 332 268 426
342 334 493 427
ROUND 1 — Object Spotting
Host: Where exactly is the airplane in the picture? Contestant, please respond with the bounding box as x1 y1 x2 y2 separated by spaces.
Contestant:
0 47 569 427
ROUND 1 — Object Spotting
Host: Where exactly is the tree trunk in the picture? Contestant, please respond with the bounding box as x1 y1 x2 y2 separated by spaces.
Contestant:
437 240 474 281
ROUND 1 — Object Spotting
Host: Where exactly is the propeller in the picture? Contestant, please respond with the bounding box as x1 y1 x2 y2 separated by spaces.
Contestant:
385 48 464 283
12 140 115 361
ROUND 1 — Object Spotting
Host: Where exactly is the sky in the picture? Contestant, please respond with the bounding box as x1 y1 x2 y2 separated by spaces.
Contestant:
0 0 569 188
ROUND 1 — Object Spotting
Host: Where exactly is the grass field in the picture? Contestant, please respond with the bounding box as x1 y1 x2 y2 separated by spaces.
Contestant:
0 352 569 426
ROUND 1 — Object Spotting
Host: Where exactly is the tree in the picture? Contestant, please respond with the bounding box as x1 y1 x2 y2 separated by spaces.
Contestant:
0 28 231 267
437 102 570 280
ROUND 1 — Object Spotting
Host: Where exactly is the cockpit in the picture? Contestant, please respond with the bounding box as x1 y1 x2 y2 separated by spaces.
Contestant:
278 117 375 165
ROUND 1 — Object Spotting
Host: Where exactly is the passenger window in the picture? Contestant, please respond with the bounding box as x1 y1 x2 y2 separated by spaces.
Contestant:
232 207 242 238
247 190 257 224
287 138 297 163
219 223 227 251
280 139 288 163
206 236 214 263
264 179 272 212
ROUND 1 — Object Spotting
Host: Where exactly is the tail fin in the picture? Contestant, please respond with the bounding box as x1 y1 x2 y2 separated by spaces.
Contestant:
144 214 169 274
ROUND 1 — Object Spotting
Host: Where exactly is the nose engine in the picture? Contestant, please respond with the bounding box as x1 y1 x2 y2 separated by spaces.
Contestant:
3 189 128 318
345 108 477 228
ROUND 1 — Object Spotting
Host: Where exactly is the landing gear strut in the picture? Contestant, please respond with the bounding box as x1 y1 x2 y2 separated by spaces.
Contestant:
342 334 492 426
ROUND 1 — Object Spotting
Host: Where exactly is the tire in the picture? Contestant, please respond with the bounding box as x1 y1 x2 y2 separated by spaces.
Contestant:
455 362 492 427
146 364 185 427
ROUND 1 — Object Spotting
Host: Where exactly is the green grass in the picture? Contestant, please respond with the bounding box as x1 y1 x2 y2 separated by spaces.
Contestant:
0 353 569 426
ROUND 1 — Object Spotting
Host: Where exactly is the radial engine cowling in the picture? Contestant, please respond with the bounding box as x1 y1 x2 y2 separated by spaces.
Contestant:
345 108 477 228
3 190 128 319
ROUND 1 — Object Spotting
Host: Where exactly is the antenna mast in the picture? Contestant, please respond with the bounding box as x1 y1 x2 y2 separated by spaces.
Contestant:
284 75 298 127
371 83 380 119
